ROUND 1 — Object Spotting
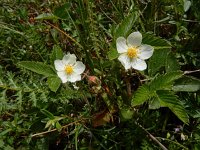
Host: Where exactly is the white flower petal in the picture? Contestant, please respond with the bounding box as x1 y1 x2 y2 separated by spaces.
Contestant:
73 61 85 74
57 71 68 83
127 31 142 47
54 60 65 71
116 37 128 53
68 73 81 83
131 58 147 71
62 53 76 65
138 44 154 60
118 54 131 70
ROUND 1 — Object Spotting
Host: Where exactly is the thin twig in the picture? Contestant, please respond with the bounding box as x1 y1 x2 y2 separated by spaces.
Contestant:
135 121 168 150
31 118 86 138
182 19 200 23
140 69 200 82
140 78 153 82
44 21 83 49
126 78 132 97
156 137 189 150
82 70 90 79
184 69 200 75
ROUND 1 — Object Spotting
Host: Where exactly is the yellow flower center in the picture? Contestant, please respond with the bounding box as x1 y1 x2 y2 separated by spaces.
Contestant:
127 47 138 58
65 65 73 75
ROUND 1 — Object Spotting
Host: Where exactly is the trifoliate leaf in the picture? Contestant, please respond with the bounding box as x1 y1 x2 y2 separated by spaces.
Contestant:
172 76 200 92
150 71 183 91
143 33 171 49
131 84 151 106
157 90 189 124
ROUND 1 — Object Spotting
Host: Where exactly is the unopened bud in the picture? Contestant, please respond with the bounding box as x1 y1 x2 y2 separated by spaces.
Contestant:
87 76 101 85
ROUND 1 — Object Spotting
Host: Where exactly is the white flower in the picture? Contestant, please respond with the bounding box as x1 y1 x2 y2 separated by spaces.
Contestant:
73 83 80 90
54 53 85 83
116 31 154 71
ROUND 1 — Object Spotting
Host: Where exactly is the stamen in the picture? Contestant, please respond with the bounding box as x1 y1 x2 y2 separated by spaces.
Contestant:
65 65 73 75
127 47 138 58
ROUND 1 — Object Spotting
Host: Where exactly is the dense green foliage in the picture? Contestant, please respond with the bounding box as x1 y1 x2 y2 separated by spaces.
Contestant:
0 0 200 149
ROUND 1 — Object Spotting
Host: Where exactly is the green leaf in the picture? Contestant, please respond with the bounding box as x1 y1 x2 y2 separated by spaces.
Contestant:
132 72 183 107
131 84 151 106
16 90 23 111
145 33 173 76
18 61 56 77
157 90 189 124
50 29 59 43
148 97 161 109
189 110 200 118
0 129 12 136
148 49 180 76
55 122 62 131
50 45 63 64
54 3 70 19
150 71 183 91
142 33 171 49
29 92 37 107
120 107 134 120
4 145 14 150
148 49 170 76
47 76 61 92
0 139 4 148
165 52 180 72
35 13 58 20
108 48 119 60
172 76 200 92
45 120 54 129
114 12 138 39
41 109 55 119
184 0 191 12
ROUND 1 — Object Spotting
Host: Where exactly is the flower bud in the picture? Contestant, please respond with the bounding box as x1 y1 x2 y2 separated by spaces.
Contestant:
87 76 101 85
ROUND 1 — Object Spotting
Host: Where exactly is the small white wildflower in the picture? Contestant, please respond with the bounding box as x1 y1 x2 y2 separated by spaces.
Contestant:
116 31 154 71
181 133 186 141
73 83 79 90
54 53 85 83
